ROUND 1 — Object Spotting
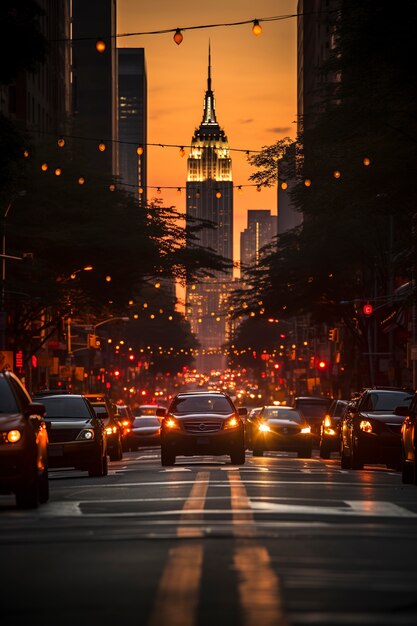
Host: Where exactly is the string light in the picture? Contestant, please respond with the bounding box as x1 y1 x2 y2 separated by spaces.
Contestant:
23 150 29 158
333 170 341 179
281 181 288 190
98 142 106 152
215 190 222 199
41 163 48 172
256 185 262 192
173 28 183 45
57 137 65 148
304 178 312 187
54 168 62 176
136 146 144 155
96 39 106 53
109 183 116 192
252 19 262 36
78 177 85 185
105 275 112 282
179 146 185 157
363 157 371 166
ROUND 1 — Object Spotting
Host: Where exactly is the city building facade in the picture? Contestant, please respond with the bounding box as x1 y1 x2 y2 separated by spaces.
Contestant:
240 209 277 270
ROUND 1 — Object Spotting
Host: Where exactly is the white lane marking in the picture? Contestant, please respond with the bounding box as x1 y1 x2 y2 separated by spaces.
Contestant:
161 468 192 472
39 501 82 517
250 500 417 518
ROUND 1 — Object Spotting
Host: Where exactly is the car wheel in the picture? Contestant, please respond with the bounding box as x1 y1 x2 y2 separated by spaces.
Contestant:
340 441 351 469
38 467 49 504
298 446 312 459
161 447 175 466
15 475 39 509
230 448 245 465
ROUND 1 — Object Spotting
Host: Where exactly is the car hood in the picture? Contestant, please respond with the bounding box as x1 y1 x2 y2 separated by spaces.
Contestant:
44 418 93 429
171 412 234 420
359 411 405 424
0 413 25 427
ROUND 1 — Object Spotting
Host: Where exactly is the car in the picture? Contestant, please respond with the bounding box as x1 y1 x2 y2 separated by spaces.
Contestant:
340 387 414 470
244 406 264 449
36 393 108 477
124 415 162 450
250 406 313 458
396 394 417 484
133 404 165 417
292 396 333 441
84 393 123 461
158 391 247 466
319 399 348 458
115 404 135 448
0 370 49 508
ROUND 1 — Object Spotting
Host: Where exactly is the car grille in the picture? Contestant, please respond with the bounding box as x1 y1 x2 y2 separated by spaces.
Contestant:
48 429 81 443
270 426 301 436
182 420 223 433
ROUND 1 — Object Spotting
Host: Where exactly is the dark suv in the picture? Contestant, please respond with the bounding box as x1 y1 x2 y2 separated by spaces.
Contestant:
158 391 247 466
84 393 123 461
0 370 49 508
340 387 413 470
292 396 333 440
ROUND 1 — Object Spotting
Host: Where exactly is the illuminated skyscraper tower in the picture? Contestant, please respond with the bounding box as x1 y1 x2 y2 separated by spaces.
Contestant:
186 46 233 372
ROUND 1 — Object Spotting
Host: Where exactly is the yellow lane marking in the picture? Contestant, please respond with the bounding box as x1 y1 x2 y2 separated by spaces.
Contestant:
177 471 209 537
229 472 289 626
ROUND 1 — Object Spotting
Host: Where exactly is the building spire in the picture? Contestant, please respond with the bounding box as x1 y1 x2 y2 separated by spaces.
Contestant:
201 41 217 126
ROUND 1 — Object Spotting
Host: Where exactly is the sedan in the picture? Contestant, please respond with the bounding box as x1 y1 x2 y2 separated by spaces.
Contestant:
124 416 161 450
250 406 313 458
84 394 123 461
0 370 49 509
38 394 108 477
340 387 413 470
158 391 246 466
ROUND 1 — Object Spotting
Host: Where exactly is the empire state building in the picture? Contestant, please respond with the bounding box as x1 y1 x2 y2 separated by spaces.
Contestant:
186 47 233 373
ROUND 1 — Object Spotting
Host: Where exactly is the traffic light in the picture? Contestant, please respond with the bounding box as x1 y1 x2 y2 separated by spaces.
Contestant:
87 334 100 348
363 303 373 316
328 328 338 342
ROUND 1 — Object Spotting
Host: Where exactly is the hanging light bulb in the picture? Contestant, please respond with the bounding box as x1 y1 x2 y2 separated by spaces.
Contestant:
96 39 106 53
179 146 185 157
304 178 312 187
157 187 161 194
173 28 183 45
109 183 116 192
237 186 243 193
98 142 106 152
139 187 144 194
215 190 222 199
57 137 65 148
23 150 29 158
363 157 371 166
256 185 262 192
177 187 182 194
105 275 112 282
78 177 85 185
333 170 341 179
41 163 48 172
281 181 288 190
252 19 262 36
136 146 144 156
54 168 62 176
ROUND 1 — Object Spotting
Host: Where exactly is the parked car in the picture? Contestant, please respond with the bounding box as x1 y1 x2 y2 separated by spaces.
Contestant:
340 387 413 470
84 393 123 461
124 415 161 450
250 406 313 458
396 393 417 484
292 396 333 440
158 391 246 466
37 393 108 477
0 370 49 508
319 399 348 458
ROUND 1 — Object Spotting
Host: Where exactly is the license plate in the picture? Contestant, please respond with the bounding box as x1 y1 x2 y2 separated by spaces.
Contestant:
49 445 64 456
196 437 209 445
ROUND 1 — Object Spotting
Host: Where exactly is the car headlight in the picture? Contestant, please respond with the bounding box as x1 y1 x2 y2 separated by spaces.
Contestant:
77 429 95 441
164 417 180 430
359 420 373 433
258 422 270 432
224 416 240 430
300 426 311 434
2 430 22 443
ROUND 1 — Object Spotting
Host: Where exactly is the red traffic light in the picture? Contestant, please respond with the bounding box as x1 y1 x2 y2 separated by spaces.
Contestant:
318 360 327 369
363 303 373 316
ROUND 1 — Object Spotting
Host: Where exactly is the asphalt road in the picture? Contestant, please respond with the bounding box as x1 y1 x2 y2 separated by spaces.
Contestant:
1 450 417 626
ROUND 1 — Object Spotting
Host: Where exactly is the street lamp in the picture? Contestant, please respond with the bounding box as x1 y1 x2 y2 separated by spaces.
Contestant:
93 316 130 335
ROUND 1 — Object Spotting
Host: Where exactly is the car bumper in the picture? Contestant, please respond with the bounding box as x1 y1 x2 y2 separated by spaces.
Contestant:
255 432 312 452
161 428 244 456
48 441 101 469
126 434 161 447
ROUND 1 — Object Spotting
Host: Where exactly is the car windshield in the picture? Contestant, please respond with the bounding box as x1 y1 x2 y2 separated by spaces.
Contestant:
296 402 329 417
137 406 159 415
263 408 303 422
133 417 160 428
171 395 232 413
40 397 90 418
363 392 414 411
0 377 18 413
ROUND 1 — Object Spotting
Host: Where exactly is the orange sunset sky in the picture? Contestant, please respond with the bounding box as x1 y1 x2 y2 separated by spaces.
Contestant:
117 0 297 267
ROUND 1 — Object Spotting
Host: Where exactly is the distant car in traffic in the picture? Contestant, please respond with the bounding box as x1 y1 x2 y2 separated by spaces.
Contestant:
133 404 166 417
158 391 246 466
340 387 413 470
250 406 313 458
319 399 348 458
84 393 123 461
37 393 108 477
124 416 161 450
0 370 49 508
292 396 333 440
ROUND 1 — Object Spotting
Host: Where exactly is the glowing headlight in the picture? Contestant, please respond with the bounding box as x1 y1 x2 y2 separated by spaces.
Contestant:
7 430 22 443
301 426 311 434
258 422 270 432
224 416 240 429
77 429 95 441
324 428 336 436
359 420 373 433
165 417 180 430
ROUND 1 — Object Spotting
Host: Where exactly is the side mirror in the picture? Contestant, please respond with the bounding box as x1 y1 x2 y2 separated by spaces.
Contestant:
156 408 167 417
238 407 248 416
394 406 409 417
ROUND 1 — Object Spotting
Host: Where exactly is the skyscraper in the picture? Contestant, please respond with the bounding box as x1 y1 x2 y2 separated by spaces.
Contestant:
118 48 147 204
186 47 233 373
240 210 277 270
